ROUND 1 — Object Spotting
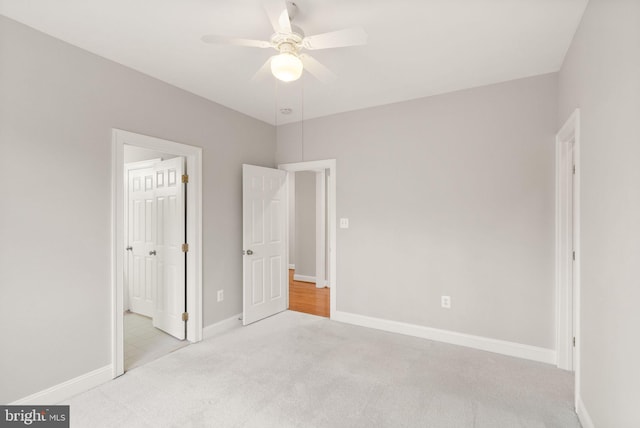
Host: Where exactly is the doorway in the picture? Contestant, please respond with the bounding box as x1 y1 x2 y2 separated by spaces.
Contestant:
112 129 203 378
279 159 337 318
123 151 188 370
240 160 337 325
288 170 330 317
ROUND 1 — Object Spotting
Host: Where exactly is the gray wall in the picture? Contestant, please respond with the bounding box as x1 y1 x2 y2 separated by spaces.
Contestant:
294 171 316 278
123 145 177 163
0 16 275 403
277 73 558 349
558 0 640 425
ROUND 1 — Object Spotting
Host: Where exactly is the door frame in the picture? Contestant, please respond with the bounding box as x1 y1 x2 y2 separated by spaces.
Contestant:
315 170 327 288
555 110 581 394
111 129 203 377
279 159 337 318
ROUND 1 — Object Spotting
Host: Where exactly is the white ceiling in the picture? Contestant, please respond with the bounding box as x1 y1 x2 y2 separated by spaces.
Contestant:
0 0 587 125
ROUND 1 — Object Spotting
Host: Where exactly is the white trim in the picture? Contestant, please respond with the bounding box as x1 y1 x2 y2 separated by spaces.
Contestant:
112 129 203 379
10 365 112 405
333 311 556 364
288 264 295 270
293 273 329 288
294 274 317 283
555 121 575 370
576 395 595 428
315 171 326 289
202 314 242 340
555 110 581 404
279 159 337 318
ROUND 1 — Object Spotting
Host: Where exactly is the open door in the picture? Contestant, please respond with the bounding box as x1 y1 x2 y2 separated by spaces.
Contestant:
126 163 158 318
242 164 288 325
153 157 186 339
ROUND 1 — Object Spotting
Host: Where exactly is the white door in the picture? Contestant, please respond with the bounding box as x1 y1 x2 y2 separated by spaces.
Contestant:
127 166 156 317
242 164 288 325
153 157 187 339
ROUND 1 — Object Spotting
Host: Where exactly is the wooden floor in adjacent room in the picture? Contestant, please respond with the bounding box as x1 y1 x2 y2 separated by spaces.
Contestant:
288 269 329 318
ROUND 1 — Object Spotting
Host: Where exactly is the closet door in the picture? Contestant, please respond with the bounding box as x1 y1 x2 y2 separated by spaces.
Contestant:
127 166 156 317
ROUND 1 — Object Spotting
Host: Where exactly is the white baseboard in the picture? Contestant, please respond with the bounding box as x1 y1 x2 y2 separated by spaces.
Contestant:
576 395 594 428
332 311 556 365
293 274 316 283
293 274 327 288
288 264 295 270
203 313 242 340
10 365 113 405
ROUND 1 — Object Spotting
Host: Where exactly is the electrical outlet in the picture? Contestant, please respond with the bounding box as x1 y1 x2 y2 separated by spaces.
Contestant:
441 296 451 309
339 218 349 229
217 290 224 302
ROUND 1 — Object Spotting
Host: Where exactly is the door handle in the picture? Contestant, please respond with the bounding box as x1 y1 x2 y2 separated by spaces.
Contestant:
149 250 157 256
126 246 133 251
244 249 253 255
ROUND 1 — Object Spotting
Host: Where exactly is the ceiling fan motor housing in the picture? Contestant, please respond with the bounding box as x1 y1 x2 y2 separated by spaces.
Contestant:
270 30 304 55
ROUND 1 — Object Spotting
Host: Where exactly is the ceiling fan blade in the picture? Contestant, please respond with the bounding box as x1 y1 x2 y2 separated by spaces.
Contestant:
263 0 292 33
201 35 272 48
300 54 336 83
302 28 368 50
251 57 275 82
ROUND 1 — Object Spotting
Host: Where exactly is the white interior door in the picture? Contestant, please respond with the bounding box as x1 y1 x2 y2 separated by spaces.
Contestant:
153 157 186 339
127 166 156 317
242 164 288 325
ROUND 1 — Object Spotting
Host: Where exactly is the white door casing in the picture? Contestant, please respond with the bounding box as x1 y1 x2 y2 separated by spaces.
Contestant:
153 157 186 340
555 109 581 391
242 164 288 325
315 171 326 288
126 165 156 317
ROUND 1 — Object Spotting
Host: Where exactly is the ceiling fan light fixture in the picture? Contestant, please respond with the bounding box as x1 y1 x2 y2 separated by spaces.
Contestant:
271 52 303 82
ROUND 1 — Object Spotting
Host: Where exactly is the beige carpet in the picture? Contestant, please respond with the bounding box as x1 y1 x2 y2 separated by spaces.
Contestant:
65 311 580 427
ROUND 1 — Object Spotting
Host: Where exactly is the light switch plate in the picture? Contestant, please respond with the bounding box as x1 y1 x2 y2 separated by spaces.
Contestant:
339 218 349 229
441 296 451 309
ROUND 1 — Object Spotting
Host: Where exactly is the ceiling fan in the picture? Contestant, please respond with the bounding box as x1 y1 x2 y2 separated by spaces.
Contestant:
201 0 367 83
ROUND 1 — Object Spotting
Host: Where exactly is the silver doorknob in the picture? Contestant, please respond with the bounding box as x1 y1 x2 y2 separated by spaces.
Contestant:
149 250 157 256
245 249 253 255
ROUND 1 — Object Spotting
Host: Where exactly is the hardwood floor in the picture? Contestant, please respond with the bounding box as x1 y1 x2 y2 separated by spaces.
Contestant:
288 269 330 318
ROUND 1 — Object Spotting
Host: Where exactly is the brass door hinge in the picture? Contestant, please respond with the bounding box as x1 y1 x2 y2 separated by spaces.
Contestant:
182 174 189 184
182 312 189 322
182 243 189 253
